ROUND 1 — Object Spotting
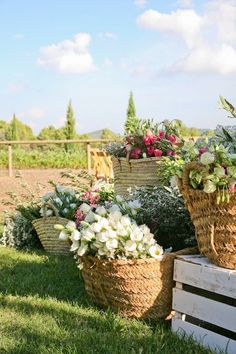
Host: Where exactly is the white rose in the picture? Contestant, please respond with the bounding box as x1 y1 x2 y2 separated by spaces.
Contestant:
149 245 163 259
130 228 143 242
106 239 118 250
203 180 217 194
95 206 107 216
79 203 91 214
139 225 151 235
70 240 79 252
124 240 137 252
200 152 215 165
120 215 132 227
81 229 95 241
59 230 68 241
91 222 102 233
77 243 88 256
71 230 81 241
143 233 155 245
108 211 122 223
97 232 109 242
66 221 76 232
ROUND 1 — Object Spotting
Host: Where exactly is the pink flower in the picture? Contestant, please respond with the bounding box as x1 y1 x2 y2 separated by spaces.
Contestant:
229 184 236 191
75 209 85 226
147 146 155 156
158 131 165 139
199 147 208 155
166 150 173 156
167 134 176 144
143 135 157 146
131 147 141 159
153 149 163 157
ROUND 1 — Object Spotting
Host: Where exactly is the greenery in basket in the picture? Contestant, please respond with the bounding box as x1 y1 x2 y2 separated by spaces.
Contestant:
55 197 164 268
105 118 182 159
158 140 236 203
128 186 196 251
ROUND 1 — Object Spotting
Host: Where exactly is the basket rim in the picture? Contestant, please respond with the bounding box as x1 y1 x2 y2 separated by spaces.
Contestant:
32 216 70 223
112 156 162 164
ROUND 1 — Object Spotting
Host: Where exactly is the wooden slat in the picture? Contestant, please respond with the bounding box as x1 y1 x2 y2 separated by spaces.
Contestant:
172 317 236 354
173 288 236 333
174 256 236 299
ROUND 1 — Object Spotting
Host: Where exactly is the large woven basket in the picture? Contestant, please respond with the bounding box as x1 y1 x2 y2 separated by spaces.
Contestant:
80 247 197 319
112 156 161 196
180 162 236 269
32 216 71 255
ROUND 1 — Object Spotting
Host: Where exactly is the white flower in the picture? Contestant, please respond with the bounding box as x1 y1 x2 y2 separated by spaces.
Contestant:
71 229 81 241
124 240 137 252
149 245 163 259
130 228 143 242
95 206 107 216
66 221 76 230
59 230 68 241
116 226 128 237
143 233 155 245
98 248 106 256
200 152 215 165
139 225 151 235
106 238 118 250
128 200 141 210
170 175 179 188
77 243 88 256
106 229 117 239
81 229 95 241
203 180 217 194
46 209 53 217
91 222 102 233
96 232 109 242
120 215 132 227
108 204 120 213
108 211 122 223
54 224 64 231
70 240 79 252
116 195 124 203
79 203 91 214
214 167 225 178
84 211 95 223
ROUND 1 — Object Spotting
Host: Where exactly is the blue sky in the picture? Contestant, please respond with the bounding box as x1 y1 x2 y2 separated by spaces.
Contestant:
1 0 236 134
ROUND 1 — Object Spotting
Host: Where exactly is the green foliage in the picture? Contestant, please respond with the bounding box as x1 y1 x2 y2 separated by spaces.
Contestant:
8 114 19 140
101 128 120 140
38 125 65 140
6 115 35 141
130 186 196 251
0 120 9 140
1 212 42 249
219 95 236 118
177 119 201 137
125 91 139 134
0 148 87 168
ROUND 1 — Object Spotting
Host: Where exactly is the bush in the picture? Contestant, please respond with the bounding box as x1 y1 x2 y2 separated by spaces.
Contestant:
130 186 196 251
1 213 42 250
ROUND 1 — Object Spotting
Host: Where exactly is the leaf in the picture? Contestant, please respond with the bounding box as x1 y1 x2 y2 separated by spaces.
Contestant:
222 127 233 141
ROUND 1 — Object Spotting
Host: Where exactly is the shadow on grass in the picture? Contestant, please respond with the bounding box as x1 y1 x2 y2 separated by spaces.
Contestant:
0 248 89 305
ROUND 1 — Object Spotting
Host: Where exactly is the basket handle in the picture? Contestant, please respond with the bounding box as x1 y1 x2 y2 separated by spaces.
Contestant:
42 202 59 218
210 224 219 257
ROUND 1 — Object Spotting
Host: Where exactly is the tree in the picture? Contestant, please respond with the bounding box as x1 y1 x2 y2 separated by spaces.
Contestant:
101 128 120 140
124 91 139 134
9 114 19 141
64 100 77 151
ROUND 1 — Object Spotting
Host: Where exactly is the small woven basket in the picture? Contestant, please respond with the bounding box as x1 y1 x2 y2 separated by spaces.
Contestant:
32 204 71 255
112 156 162 197
180 162 236 269
80 247 197 319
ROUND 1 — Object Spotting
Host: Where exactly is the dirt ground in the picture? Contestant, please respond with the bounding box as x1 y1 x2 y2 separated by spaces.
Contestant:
0 168 83 217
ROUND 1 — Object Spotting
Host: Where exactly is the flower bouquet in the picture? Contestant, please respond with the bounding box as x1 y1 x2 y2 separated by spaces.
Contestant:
105 119 181 196
158 141 236 269
56 196 195 319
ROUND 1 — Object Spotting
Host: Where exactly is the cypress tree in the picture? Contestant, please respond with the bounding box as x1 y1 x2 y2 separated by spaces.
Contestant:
64 100 77 151
124 91 139 134
10 113 19 141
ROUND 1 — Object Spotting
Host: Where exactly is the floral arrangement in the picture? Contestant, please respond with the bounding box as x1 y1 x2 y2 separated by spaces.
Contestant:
55 198 164 267
105 118 181 159
158 140 236 203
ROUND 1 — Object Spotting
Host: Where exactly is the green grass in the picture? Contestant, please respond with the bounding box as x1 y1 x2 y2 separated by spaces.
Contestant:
0 247 215 354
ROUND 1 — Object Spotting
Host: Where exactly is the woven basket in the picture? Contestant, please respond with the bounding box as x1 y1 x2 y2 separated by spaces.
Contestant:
180 162 236 269
112 156 161 196
80 247 197 319
32 216 71 255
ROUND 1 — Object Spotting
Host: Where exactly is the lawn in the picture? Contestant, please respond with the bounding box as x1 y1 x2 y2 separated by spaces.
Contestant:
0 247 215 354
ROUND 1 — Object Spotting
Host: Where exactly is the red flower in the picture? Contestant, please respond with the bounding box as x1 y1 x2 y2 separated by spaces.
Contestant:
167 134 176 144
153 149 163 157
143 135 157 146
131 147 141 159
147 146 155 156
199 147 208 155
158 131 165 139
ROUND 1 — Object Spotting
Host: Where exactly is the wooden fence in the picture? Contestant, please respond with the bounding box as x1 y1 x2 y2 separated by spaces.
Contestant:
0 139 114 177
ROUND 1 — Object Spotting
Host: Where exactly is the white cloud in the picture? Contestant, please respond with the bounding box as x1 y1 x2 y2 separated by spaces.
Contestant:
177 0 193 8
37 33 96 74
137 1 236 75
134 0 148 7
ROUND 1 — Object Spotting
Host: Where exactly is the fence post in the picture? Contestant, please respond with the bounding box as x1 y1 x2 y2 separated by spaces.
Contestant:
8 144 13 177
86 142 92 174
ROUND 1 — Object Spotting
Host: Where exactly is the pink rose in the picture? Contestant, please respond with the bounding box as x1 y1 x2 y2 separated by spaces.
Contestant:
153 149 163 157
143 135 157 146
199 147 208 155
147 146 155 156
166 150 173 156
158 131 165 139
131 147 141 159
167 134 176 144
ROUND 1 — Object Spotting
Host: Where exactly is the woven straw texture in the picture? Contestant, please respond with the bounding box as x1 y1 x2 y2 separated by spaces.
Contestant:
80 247 197 319
112 157 161 196
32 217 71 255
180 162 236 269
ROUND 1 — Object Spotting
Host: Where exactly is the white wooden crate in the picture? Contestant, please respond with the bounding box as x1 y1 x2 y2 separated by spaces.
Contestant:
171 255 236 354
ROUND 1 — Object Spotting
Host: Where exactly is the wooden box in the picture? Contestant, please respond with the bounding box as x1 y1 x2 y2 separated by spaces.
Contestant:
172 255 236 354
